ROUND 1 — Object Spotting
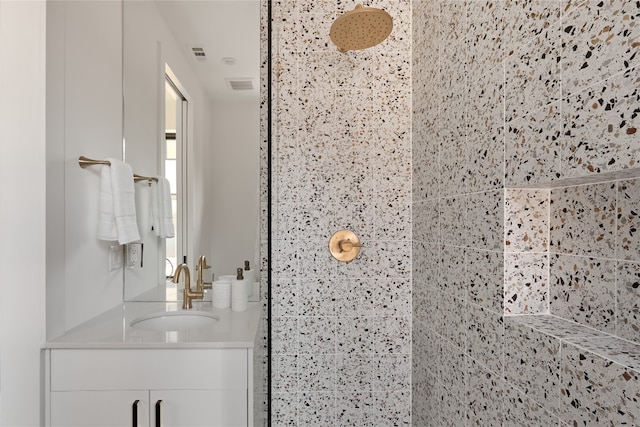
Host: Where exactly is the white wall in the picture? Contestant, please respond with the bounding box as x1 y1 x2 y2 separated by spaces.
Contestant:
208 98 260 277
46 1 124 333
0 1 47 425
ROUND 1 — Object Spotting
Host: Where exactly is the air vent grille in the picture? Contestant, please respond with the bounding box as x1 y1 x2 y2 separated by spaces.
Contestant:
191 46 207 61
226 79 254 91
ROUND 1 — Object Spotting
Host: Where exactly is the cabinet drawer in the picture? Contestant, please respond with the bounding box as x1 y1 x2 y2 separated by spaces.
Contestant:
50 349 247 391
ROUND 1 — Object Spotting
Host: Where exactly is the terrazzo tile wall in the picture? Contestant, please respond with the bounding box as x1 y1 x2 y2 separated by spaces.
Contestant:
271 1 412 425
412 0 640 425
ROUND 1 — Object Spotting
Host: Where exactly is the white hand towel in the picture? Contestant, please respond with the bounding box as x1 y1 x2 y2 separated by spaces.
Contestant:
150 180 160 235
150 177 175 238
158 177 175 238
97 164 117 241
110 159 140 244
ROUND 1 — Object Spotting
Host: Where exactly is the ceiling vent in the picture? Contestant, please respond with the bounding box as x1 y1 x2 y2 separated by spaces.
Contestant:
225 78 254 91
190 46 207 61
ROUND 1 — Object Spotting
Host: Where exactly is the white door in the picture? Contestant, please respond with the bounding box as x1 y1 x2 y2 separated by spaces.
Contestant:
51 390 149 427
151 389 247 427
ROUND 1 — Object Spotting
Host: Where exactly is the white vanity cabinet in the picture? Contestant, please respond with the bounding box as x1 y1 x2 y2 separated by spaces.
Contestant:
46 348 252 427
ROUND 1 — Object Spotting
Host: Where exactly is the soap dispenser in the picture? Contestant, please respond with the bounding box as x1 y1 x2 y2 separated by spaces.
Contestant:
243 260 255 298
231 268 248 312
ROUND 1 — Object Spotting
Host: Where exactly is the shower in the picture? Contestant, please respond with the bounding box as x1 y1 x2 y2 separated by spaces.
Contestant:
329 4 393 53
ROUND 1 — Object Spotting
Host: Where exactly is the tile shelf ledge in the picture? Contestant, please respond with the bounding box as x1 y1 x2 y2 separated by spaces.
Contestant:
508 166 640 190
506 314 640 372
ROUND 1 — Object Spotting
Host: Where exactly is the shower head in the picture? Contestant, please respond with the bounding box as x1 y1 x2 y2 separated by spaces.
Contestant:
329 4 393 53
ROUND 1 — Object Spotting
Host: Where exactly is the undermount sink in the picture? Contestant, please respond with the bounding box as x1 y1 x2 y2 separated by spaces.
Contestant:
130 311 219 332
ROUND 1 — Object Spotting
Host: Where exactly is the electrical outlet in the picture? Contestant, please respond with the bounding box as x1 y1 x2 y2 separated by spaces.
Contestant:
126 243 143 268
109 245 123 271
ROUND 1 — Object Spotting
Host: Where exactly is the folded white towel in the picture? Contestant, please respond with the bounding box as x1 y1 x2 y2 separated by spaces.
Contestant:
150 177 175 238
97 158 140 245
97 164 117 241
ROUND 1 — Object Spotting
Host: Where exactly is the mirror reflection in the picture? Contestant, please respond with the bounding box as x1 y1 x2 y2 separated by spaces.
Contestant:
122 0 261 302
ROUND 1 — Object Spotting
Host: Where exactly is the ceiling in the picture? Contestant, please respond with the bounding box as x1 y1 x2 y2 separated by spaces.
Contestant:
153 0 260 102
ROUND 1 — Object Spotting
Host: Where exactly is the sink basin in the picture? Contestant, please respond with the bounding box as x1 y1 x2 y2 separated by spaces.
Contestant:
130 311 219 332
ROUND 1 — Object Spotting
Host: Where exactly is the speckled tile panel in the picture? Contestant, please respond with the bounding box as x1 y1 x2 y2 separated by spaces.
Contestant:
505 188 550 252
372 391 412 427
334 50 374 89
468 249 504 313
563 66 640 177
298 239 336 279
413 324 442 380
412 241 439 289
503 382 562 426
376 316 411 354
466 0 505 75
412 367 438 427
297 51 336 90
334 278 364 317
505 101 563 186
439 138 468 197
336 354 372 392
617 178 640 261
369 278 412 316
297 392 335 427
272 392 297 427
468 190 504 251
466 65 505 193
466 303 504 375
439 338 468 398
274 239 299 279
273 317 299 355
413 198 440 243
298 316 336 354
437 384 467 426
335 392 375 427
504 0 562 54
438 95 468 199
375 198 412 241
549 182 617 257
550 253 617 333
274 278 299 317
356 240 411 278
412 136 440 201
504 252 549 315
274 354 298 392
466 358 505 426
617 261 640 343
373 354 411 391
298 354 336 391
438 1 468 97
558 342 640 426
504 17 561 123
504 319 561 405
371 51 412 92
336 316 376 354
439 244 466 298
439 196 467 246
561 0 640 96
438 291 468 350
413 282 439 332
299 278 336 316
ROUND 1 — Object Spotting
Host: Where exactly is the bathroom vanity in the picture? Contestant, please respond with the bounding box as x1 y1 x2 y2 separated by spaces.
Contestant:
43 302 263 426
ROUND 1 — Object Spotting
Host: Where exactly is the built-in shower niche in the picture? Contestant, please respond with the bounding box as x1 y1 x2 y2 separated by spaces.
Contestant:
503 172 640 425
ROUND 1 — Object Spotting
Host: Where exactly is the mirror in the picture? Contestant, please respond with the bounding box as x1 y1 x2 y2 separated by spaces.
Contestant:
122 0 261 301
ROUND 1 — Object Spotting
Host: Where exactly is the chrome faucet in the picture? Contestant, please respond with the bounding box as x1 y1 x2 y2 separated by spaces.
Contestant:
174 263 203 309
196 255 212 292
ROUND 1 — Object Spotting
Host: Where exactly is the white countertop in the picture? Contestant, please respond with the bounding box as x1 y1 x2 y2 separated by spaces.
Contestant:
44 300 263 349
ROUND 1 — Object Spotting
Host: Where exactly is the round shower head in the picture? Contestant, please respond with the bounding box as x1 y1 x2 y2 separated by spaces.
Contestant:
329 4 393 53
